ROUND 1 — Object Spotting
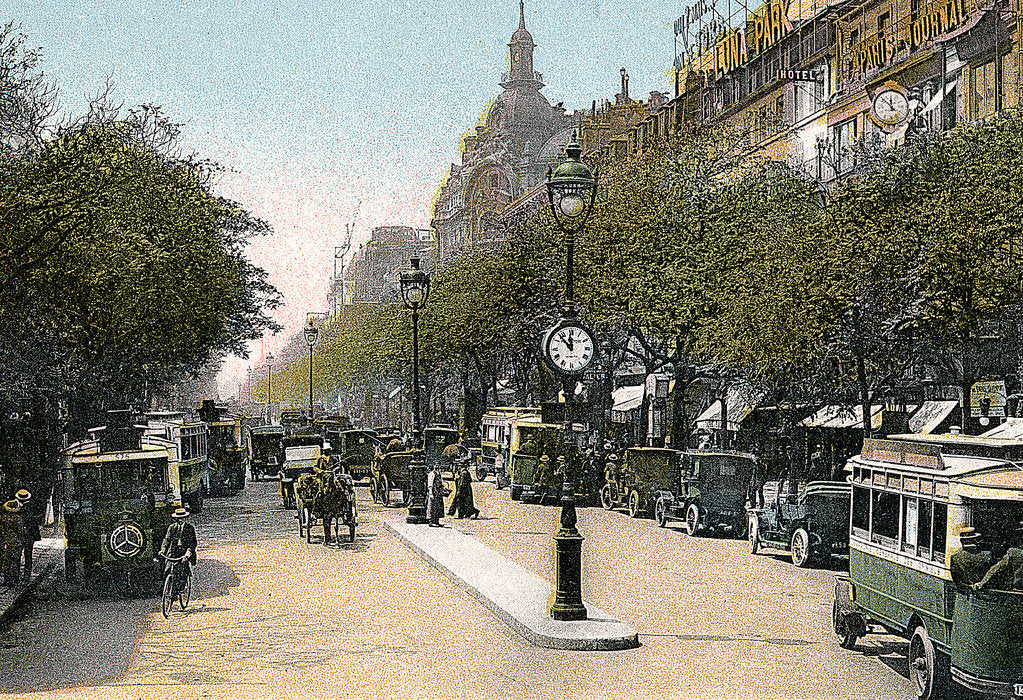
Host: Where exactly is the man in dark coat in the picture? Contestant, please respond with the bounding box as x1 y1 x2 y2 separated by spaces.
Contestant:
950 527 993 589
160 507 198 574
0 500 25 586
15 489 40 582
455 464 480 519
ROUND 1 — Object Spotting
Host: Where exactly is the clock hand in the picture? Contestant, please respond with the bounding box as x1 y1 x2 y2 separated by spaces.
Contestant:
564 332 574 351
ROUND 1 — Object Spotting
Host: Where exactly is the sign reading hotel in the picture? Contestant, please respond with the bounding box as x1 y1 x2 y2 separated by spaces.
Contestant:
714 0 795 77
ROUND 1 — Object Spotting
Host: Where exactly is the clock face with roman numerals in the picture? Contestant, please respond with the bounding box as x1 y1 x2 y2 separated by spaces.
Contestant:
544 323 595 375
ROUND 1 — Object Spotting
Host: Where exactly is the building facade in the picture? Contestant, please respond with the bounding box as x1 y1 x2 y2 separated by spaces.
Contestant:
341 226 436 305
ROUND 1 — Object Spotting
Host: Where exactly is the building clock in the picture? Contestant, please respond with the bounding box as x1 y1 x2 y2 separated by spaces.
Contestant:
870 85 910 128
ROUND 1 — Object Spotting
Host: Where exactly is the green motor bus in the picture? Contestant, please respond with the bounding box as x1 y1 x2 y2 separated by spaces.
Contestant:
833 435 1023 699
145 412 210 514
63 412 177 587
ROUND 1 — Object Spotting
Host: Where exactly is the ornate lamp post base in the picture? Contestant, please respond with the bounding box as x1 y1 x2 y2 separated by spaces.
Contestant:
406 449 429 524
549 489 587 621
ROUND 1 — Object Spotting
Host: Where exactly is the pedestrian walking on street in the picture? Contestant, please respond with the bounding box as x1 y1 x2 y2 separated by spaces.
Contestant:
426 464 448 527
0 499 25 587
455 464 480 519
15 489 40 582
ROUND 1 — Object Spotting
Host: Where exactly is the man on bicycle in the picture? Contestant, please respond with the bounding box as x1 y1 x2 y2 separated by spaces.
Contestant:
160 507 197 574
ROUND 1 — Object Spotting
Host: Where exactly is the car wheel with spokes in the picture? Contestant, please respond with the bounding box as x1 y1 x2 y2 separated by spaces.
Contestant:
684 503 701 536
791 528 812 567
748 515 760 554
600 484 613 510
654 498 668 527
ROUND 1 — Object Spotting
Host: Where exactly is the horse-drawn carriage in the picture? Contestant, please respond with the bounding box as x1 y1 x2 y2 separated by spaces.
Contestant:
370 449 416 506
295 462 357 544
278 435 323 510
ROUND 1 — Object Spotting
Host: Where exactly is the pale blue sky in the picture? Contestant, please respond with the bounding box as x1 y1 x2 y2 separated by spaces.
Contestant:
6 0 683 393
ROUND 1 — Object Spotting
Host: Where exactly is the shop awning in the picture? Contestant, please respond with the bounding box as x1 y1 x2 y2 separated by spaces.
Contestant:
693 386 764 431
800 404 883 430
909 400 960 434
612 384 645 413
982 418 1023 439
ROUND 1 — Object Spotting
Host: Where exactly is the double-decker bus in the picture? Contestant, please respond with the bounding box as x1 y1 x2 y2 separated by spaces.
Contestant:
479 407 541 479
833 434 1023 699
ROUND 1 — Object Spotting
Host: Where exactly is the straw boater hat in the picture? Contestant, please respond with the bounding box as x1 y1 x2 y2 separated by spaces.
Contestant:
14 489 30 502
3 500 19 513
171 507 189 519
959 527 981 543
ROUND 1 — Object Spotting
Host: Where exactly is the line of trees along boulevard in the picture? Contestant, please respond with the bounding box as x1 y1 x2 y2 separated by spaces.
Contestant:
265 110 1023 450
1 25 281 493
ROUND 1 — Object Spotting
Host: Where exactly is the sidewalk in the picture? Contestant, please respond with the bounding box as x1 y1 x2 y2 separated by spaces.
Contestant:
0 537 63 623
386 518 639 651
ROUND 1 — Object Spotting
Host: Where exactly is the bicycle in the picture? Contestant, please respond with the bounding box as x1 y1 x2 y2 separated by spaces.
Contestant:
161 552 192 618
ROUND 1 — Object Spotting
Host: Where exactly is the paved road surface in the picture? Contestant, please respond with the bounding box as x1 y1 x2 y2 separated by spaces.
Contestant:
0 478 915 699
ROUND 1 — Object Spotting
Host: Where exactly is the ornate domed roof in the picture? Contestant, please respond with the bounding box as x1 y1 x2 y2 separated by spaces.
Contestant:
490 88 553 133
511 1 534 45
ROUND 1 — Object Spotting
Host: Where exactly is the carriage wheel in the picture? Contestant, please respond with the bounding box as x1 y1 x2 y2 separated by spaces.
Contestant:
599 484 613 510
380 474 391 506
748 515 761 554
684 503 702 536
369 477 379 503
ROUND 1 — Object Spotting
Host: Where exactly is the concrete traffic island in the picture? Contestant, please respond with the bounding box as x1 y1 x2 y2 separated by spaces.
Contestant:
385 519 640 651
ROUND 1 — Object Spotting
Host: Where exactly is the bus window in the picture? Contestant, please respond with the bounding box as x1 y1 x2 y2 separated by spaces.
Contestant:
902 497 918 554
871 490 899 545
852 485 869 535
917 499 932 559
933 503 947 562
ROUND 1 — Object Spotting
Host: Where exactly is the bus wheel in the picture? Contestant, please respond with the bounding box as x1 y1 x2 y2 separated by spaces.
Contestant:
909 625 945 700
833 600 859 649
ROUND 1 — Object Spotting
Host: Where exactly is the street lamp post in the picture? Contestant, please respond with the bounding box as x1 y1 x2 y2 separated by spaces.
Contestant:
399 256 431 525
543 131 598 622
266 351 274 422
304 320 318 422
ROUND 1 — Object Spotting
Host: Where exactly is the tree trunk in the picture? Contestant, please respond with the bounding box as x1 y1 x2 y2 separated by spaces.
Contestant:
856 350 871 437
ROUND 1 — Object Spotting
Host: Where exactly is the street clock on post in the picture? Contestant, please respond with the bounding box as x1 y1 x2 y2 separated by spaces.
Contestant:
542 318 597 376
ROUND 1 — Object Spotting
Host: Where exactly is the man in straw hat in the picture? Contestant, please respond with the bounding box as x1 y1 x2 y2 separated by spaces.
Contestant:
15 489 40 582
950 526 993 589
974 520 1023 591
160 507 198 575
0 499 24 586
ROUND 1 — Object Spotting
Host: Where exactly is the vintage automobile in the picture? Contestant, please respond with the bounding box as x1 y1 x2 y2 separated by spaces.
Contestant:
601 447 681 518
334 428 380 481
370 449 416 506
280 409 307 433
508 421 563 502
747 479 851 566
278 435 323 510
145 411 210 514
424 425 460 477
63 410 176 588
198 401 245 498
651 449 756 537
246 424 285 481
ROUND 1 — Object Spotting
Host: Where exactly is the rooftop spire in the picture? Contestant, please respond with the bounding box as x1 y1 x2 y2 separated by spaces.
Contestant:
519 0 526 29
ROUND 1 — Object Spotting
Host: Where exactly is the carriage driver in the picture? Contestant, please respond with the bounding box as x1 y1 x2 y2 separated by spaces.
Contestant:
160 507 198 574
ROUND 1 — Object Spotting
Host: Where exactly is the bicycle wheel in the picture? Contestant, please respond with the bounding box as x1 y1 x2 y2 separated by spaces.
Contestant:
162 573 174 618
179 571 192 610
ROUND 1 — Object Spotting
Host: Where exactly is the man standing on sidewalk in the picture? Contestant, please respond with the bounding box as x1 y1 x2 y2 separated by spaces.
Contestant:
0 500 24 586
15 489 40 582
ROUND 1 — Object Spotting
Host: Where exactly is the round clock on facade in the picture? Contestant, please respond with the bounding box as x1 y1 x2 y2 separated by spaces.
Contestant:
871 88 910 127
542 321 596 376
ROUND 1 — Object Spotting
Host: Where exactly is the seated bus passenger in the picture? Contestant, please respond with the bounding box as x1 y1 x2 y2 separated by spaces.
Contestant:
974 521 1023 591
950 527 994 588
